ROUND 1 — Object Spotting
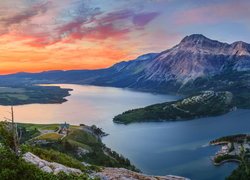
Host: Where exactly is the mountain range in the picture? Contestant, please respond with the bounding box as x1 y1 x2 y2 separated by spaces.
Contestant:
1 34 250 107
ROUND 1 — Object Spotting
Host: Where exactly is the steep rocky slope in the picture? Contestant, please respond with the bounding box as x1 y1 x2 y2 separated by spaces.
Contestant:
140 34 250 84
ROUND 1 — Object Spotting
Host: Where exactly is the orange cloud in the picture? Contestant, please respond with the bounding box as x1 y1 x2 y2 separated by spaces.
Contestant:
0 33 138 74
0 1 163 74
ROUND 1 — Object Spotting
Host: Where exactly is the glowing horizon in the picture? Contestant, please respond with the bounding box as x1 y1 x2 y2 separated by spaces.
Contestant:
0 0 250 74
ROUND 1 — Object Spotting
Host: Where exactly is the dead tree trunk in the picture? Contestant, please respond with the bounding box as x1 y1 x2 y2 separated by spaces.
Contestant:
10 106 19 155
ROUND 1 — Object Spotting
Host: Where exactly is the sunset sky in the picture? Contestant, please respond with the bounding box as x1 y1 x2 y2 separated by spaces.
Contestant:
0 0 250 74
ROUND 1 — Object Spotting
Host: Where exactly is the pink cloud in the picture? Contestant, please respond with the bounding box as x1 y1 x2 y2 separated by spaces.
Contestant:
80 24 130 40
1 2 50 26
100 9 134 23
133 12 160 27
55 9 159 44
0 0 160 47
175 1 250 26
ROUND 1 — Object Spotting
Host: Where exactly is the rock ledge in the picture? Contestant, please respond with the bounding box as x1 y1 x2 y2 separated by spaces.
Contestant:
95 168 190 180
22 152 82 175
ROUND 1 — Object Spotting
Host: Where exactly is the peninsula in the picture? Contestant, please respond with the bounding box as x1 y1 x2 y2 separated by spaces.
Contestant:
0 85 71 105
210 134 250 179
113 91 234 124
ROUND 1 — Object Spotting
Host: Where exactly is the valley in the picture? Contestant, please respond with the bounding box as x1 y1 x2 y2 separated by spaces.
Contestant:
0 34 249 108
0 34 250 179
0 84 248 180
1 0 249 179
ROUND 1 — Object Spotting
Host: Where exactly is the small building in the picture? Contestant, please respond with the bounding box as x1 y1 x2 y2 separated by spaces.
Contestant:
59 122 69 135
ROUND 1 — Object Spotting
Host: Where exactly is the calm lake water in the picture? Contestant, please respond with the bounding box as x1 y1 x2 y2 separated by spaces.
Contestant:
1 84 249 180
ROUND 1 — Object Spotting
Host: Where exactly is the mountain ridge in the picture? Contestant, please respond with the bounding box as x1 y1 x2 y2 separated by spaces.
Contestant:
1 34 250 108
141 34 250 84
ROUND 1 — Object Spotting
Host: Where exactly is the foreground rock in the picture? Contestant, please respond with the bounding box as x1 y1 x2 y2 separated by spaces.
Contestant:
95 168 190 180
23 152 189 179
23 152 82 175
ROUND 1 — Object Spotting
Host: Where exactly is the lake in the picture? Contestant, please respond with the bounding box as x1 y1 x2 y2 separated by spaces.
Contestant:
1 84 248 180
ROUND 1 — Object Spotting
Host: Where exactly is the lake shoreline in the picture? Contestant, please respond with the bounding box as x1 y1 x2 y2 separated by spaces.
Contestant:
2 84 248 180
0 85 72 106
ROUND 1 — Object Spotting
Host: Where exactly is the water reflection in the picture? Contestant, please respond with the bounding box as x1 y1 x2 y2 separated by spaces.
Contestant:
1 84 246 180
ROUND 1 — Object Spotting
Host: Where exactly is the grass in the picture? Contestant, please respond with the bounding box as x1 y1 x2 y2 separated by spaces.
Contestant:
65 129 99 145
214 154 239 164
6 94 29 100
0 146 92 180
19 123 59 131
17 122 138 171
20 123 78 131
0 85 71 105
24 145 98 173
0 87 26 93
36 133 63 141
66 139 92 152
210 134 247 144
28 125 138 171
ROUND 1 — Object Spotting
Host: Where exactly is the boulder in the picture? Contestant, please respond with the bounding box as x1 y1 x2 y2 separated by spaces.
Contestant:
22 152 83 175
54 167 66 175
95 168 190 180
38 161 45 168
41 166 53 173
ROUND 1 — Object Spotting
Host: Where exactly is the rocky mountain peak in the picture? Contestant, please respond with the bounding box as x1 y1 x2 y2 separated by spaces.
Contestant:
178 34 223 50
231 41 250 55
181 34 208 43
142 34 250 84
232 41 248 47
3 34 250 94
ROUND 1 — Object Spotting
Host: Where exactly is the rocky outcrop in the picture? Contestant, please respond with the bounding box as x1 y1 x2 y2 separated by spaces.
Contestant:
95 168 190 180
22 153 190 179
22 152 82 175
77 147 90 157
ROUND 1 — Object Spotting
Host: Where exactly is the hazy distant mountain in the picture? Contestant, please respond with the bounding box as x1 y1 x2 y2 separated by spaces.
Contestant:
1 34 250 107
